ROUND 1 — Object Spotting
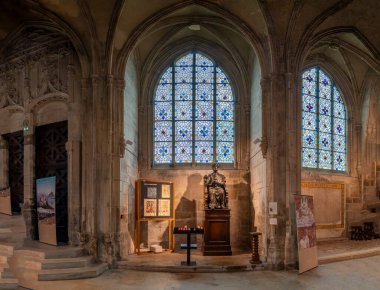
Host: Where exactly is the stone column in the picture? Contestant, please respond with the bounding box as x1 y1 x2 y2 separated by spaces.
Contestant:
66 62 82 245
0 136 9 189
266 73 287 270
23 114 36 240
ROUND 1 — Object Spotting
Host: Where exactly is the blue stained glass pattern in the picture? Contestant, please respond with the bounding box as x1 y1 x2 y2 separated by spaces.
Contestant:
302 148 317 168
301 66 347 171
196 66 214 83
216 142 234 163
320 132 332 150
175 141 192 163
319 115 331 133
334 118 345 135
216 84 233 101
333 135 345 152
196 53 213 66
216 122 234 142
175 54 193 67
195 121 213 141
159 67 172 84
175 101 192 120
195 101 213 120
333 102 345 119
216 68 229 84
303 95 317 113
302 112 317 131
155 83 172 101
319 98 330 115
154 142 172 163
303 130 317 149
217 102 234 121
195 141 213 163
153 51 234 164
333 153 346 171
175 84 192 101
319 80 331 99
175 121 192 141
319 150 332 169
302 79 317 96
302 67 317 82
154 121 172 141
196 84 213 101
155 102 172 121
175 65 192 83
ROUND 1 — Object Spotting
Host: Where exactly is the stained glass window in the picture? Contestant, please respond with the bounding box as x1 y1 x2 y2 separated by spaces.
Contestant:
302 66 347 171
154 52 235 164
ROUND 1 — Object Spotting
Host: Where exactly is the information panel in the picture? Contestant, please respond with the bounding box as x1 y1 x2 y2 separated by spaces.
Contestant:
138 180 173 219
294 194 318 273
36 176 57 246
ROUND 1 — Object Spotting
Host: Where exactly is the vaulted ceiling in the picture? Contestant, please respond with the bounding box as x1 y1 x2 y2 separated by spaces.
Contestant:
0 0 380 103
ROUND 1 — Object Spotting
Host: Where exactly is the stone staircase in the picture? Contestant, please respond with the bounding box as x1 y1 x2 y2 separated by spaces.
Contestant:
10 243 108 289
0 244 18 289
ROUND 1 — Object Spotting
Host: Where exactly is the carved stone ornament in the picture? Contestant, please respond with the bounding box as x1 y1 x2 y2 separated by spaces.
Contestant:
204 163 229 210
0 27 73 110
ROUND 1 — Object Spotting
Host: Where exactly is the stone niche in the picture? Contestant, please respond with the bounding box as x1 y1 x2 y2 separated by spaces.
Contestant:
137 169 251 252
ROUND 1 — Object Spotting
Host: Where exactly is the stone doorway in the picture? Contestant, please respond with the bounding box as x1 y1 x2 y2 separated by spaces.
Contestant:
35 121 68 244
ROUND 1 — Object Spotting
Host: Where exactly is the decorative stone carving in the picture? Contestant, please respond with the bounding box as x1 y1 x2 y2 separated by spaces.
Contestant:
0 27 73 110
204 163 229 209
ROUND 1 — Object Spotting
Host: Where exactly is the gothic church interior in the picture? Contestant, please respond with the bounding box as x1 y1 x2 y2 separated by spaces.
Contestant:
1 0 380 288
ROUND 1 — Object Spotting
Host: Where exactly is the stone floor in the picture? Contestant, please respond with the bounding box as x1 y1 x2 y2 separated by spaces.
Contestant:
27 255 380 290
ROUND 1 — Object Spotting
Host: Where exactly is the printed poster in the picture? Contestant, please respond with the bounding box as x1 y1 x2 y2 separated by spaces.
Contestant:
158 199 170 216
0 188 12 215
36 176 57 245
147 187 157 198
161 184 171 198
294 195 318 273
144 199 157 217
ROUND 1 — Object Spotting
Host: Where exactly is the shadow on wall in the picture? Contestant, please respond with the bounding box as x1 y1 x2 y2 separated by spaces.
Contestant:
171 173 203 250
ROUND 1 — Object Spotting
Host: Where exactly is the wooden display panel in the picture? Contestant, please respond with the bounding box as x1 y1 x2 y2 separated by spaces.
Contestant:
135 179 175 254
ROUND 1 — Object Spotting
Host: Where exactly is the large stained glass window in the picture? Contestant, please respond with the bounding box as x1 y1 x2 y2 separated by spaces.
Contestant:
302 66 346 171
154 52 235 165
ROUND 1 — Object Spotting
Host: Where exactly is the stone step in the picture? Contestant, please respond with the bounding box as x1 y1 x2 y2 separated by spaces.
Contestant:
24 256 94 270
0 268 15 279
0 245 14 257
15 246 84 260
0 278 18 290
37 263 108 281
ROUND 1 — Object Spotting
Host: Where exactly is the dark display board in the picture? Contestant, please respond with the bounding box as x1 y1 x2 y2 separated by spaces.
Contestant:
138 180 173 219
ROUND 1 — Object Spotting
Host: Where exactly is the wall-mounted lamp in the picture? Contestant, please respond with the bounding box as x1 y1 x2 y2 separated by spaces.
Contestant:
22 119 29 132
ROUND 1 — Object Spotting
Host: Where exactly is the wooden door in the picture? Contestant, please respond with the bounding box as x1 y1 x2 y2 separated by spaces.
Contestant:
35 121 68 244
3 131 24 213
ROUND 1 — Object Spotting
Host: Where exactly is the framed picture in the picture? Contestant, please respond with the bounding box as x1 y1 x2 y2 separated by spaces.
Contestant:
161 184 171 198
143 199 157 216
147 187 157 198
158 199 171 216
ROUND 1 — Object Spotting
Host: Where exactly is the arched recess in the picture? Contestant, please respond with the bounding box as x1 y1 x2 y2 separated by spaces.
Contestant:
114 1 268 259
298 26 380 242
0 24 84 245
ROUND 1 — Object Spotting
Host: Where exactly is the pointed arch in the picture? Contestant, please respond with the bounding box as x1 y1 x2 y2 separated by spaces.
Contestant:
153 51 234 165
301 66 347 171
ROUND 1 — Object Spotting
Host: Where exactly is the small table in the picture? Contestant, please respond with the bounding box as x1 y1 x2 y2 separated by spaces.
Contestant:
173 227 204 266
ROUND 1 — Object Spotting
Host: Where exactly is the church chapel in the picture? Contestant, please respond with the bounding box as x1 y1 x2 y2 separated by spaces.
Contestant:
1 0 380 286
